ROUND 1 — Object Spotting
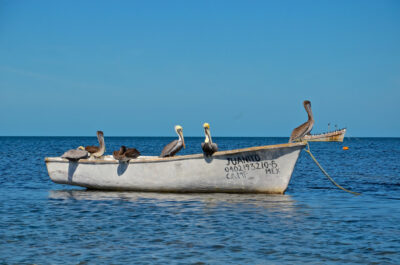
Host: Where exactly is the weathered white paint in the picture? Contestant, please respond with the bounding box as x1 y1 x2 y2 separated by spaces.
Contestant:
45 142 305 194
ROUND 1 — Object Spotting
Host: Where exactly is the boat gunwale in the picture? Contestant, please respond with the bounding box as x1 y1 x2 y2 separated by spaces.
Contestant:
304 128 346 138
45 142 306 164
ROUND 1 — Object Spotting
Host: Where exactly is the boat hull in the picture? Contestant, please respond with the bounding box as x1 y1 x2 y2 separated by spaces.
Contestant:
45 142 305 194
303 128 346 142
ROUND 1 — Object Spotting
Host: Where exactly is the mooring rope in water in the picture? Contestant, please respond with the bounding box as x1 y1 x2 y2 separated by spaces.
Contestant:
304 142 361 196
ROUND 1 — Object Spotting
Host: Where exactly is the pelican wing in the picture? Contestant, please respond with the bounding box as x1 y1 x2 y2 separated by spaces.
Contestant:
62 149 88 160
85 146 99 153
211 143 218 152
289 121 313 142
125 148 140 159
160 140 182 157
202 142 218 156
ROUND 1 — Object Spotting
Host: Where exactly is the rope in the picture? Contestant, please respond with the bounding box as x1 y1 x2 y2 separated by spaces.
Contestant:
304 142 361 196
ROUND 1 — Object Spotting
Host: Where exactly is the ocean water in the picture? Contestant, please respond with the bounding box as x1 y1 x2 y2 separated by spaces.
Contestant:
0 137 399 264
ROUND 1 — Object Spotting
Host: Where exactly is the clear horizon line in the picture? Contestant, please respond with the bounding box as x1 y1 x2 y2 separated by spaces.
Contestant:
0 135 399 138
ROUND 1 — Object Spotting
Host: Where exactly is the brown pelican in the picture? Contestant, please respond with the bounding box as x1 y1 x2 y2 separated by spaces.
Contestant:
160 125 185 157
113 146 141 162
289 100 314 143
61 146 88 161
201 123 218 156
85 131 105 158
113 146 126 161
124 147 140 160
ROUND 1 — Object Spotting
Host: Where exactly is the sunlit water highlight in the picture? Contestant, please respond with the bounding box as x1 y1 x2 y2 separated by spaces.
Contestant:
0 137 399 264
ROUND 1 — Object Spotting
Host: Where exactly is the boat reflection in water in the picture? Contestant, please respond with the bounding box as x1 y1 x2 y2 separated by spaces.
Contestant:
49 189 297 213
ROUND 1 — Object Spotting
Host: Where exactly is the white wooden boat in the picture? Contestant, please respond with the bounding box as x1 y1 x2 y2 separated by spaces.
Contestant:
45 142 305 194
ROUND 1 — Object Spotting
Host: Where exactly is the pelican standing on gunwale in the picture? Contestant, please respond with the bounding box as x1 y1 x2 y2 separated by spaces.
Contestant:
85 131 105 158
201 123 218 156
160 125 185 157
289 100 314 143
61 146 88 161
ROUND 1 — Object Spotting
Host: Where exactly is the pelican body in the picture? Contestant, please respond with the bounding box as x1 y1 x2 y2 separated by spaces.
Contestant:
113 146 127 161
61 146 88 161
85 131 105 158
201 123 218 156
289 100 314 143
125 147 140 159
160 125 185 157
113 146 141 162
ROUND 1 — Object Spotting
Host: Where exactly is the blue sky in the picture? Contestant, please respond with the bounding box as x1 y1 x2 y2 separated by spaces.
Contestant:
0 0 399 136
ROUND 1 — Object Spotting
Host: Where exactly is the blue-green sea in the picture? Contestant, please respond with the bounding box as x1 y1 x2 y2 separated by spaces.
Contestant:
0 137 399 264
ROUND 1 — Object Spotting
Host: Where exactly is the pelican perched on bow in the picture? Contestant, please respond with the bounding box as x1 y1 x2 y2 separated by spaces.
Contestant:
160 125 185 157
61 146 88 161
85 131 105 158
201 123 218 156
289 100 314 143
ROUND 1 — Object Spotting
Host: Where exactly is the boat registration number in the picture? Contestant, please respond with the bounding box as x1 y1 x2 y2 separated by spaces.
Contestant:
224 155 280 180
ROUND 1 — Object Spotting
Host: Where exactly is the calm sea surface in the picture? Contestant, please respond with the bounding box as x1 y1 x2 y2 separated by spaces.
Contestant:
0 137 399 264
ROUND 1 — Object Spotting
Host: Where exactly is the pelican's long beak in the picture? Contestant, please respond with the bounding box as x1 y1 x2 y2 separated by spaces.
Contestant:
179 130 185 149
205 127 211 143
